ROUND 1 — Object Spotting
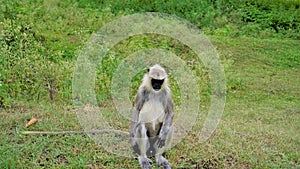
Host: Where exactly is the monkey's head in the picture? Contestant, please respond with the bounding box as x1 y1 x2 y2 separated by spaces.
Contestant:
145 64 168 91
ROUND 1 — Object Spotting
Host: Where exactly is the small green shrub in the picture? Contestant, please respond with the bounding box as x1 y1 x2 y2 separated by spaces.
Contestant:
0 15 73 106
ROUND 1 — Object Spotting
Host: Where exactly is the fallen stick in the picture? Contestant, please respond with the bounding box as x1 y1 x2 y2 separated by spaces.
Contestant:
22 129 129 135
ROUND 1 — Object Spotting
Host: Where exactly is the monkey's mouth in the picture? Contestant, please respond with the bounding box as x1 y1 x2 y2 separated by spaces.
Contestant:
151 79 164 91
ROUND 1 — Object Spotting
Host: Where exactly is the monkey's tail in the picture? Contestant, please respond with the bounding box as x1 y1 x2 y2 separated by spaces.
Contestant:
21 129 130 135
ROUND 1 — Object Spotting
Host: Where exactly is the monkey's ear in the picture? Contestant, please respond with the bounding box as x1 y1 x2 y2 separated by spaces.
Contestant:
147 68 150 72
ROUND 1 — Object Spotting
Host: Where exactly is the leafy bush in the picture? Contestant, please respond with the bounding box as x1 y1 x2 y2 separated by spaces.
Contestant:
240 0 300 39
79 0 299 39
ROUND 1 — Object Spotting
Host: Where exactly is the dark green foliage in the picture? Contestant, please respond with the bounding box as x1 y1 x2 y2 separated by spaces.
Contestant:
75 0 300 39
240 0 300 38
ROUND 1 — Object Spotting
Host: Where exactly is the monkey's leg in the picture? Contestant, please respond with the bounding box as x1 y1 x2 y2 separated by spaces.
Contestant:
135 123 152 169
155 126 174 169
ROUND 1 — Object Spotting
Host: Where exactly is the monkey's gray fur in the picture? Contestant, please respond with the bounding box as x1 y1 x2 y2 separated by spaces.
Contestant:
130 64 174 169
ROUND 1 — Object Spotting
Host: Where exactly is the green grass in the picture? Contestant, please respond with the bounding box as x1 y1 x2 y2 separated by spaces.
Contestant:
1 0 299 168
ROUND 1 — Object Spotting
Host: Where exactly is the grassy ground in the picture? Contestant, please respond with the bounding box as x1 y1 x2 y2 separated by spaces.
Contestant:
1 36 299 168
1 0 299 168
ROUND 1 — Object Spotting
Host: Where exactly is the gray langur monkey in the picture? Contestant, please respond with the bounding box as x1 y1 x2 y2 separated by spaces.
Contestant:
130 64 174 169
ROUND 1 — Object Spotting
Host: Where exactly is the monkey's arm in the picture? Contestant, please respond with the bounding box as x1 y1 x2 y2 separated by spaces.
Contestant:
157 93 174 148
130 88 146 138
130 106 139 139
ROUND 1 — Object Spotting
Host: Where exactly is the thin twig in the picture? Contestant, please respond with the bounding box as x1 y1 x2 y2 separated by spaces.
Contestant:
22 129 129 135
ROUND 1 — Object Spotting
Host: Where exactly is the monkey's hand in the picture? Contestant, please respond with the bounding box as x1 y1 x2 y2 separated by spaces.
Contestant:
156 134 167 148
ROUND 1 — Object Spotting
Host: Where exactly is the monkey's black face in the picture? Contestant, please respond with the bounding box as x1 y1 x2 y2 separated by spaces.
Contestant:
151 78 164 91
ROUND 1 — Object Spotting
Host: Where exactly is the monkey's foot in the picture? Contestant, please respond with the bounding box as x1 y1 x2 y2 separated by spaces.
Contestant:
138 156 152 169
156 155 172 169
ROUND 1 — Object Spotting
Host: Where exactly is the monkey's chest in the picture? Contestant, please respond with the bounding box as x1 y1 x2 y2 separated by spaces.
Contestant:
139 101 165 124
